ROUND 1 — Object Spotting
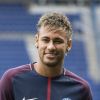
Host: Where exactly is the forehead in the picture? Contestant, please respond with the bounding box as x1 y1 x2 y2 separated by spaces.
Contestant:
38 26 67 39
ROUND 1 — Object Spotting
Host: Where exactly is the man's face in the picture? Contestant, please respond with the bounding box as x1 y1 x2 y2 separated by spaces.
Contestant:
35 26 71 67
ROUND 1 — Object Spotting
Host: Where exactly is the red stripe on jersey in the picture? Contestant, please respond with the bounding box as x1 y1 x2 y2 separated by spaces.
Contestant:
47 78 51 100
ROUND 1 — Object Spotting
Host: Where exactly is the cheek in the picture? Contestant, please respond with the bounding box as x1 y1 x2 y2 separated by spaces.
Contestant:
38 41 45 48
39 43 46 49
38 43 46 53
61 45 67 52
57 46 66 55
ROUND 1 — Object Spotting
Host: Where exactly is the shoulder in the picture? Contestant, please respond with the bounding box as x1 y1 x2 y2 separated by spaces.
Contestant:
0 64 32 99
64 68 92 92
0 64 31 85
64 69 93 99
2 64 30 77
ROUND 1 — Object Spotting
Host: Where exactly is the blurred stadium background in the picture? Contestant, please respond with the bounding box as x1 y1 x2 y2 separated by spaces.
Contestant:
0 0 100 99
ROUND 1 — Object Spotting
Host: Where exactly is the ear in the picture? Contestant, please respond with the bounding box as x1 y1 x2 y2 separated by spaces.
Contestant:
34 34 39 48
66 39 72 52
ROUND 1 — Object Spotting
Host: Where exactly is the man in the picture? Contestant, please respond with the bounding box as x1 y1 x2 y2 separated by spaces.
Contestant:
0 12 92 100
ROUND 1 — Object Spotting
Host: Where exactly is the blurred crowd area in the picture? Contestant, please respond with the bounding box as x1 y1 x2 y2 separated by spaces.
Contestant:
31 0 100 6
0 0 100 6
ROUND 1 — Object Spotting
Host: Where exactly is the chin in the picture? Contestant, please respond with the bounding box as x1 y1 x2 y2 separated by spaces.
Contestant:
40 56 63 67
43 61 59 67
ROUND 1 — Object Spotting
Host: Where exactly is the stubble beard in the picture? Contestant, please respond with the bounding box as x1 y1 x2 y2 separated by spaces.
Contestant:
39 54 64 68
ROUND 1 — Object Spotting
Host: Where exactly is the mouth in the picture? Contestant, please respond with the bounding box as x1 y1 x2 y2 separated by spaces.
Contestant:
45 52 58 58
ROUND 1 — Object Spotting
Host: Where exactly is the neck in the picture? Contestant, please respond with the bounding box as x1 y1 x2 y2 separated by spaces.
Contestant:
33 62 63 77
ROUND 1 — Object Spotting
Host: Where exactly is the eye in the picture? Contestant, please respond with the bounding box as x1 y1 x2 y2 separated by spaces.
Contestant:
41 38 49 43
54 40 62 44
54 39 64 44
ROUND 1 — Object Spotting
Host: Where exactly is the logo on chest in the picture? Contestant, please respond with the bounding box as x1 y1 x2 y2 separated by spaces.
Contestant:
22 97 38 100
62 98 71 100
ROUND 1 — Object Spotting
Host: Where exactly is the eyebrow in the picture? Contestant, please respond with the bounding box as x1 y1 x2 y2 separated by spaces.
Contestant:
41 36 49 39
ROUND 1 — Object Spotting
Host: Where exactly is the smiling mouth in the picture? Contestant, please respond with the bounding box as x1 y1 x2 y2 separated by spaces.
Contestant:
45 53 58 58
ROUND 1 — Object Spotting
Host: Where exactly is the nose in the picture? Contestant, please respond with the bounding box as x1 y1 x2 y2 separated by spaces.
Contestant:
47 41 56 50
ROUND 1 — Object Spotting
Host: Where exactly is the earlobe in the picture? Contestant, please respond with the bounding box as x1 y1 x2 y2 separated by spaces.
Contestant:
35 43 38 48
66 48 70 53
68 47 71 51
66 39 72 52
34 34 39 48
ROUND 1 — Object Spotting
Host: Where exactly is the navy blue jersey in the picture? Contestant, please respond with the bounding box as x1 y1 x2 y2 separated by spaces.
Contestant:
0 64 92 100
